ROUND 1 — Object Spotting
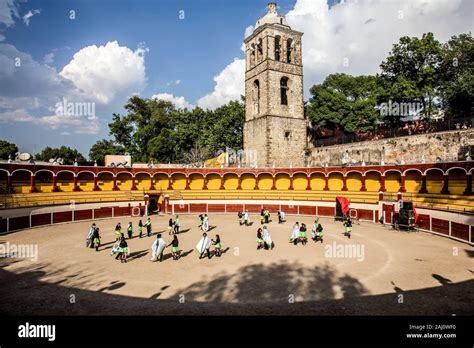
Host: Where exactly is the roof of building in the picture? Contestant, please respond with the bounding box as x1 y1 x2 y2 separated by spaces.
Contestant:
255 2 289 29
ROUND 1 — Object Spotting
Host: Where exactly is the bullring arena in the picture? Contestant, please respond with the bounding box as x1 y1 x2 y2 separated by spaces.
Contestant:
0 162 473 315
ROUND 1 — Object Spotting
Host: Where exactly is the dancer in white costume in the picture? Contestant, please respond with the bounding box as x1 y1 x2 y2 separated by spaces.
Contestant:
290 222 300 244
86 223 96 248
243 211 250 226
262 225 274 250
311 220 318 236
196 232 212 259
278 211 286 224
151 234 167 262
202 214 209 232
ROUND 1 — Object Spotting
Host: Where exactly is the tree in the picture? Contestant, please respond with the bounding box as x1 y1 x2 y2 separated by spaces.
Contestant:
35 146 86 165
148 128 179 163
108 96 178 163
202 99 245 156
0 140 18 160
380 32 443 120
105 95 245 164
306 73 383 133
173 107 207 162
439 33 474 118
89 139 124 166
182 141 208 166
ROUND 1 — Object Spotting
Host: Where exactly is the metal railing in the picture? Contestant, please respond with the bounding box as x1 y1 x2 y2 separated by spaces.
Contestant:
0 191 147 209
382 192 474 214
312 116 473 147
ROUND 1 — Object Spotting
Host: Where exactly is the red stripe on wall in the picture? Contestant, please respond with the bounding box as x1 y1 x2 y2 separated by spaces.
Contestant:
431 218 449 235
31 213 51 227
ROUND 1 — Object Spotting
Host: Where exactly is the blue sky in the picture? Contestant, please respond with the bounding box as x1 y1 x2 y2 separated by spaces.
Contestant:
6 0 293 103
0 0 472 157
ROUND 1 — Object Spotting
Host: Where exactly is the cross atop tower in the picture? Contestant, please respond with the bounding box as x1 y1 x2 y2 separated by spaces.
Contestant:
255 2 288 29
267 2 277 14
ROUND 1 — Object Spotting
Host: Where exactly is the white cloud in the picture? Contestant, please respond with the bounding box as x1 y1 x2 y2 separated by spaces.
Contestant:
241 25 255 52
152 93 193 109
0 108 100 135
0 43 75 105
0 41 148 135
197 58 245 109
0 108 34 122
22 9 40 26
166 79 181 86
0 33 5 42
60 40 148 104
43 52 54 65
0 0 19 27
36 113 100 134
244 25 254 38
198 0 473 108
287 0 473 92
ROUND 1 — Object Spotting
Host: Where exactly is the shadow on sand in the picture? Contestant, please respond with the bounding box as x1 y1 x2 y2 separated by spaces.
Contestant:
0 257 472 315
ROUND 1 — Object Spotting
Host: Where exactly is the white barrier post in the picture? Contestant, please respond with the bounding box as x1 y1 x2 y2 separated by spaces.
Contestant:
6 217 9 232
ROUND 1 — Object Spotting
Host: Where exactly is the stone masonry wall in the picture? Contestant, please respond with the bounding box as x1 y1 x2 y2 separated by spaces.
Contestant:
244 116 307 168
309 129 474 166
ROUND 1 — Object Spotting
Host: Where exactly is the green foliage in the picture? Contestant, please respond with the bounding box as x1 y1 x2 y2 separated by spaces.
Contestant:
380 32 443 119
201 100 245 156
35 146 86 165
0 139 18 160
306 73 383 133
88 139 124 166
439 33 474 118
307 32 472 134
90 32 471 156
104 97 244 164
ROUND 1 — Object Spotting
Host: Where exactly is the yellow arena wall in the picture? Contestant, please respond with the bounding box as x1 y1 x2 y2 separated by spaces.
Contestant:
0 163 473 212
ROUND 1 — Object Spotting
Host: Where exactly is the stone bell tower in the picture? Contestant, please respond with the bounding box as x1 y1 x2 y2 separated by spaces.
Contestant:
243 2 307 168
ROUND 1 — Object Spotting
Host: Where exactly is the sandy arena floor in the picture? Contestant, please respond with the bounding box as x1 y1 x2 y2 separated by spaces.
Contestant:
0 213 473 315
